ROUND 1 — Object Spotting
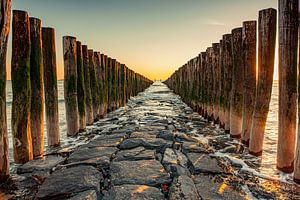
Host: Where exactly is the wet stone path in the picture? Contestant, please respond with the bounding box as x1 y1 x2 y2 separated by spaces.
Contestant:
7 82 300 199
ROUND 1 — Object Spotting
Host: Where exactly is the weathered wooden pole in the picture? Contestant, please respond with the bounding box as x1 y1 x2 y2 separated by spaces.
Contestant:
213 43 220 124
94 52 103 117
63 36 80 136
30 17 44 157
120 64 126 106
206 47 214 120
111 59 117 111
89 49 100 120
249 8 277 156
82 45 94 125
222 34 233 133
219 40 226 128
200 52 206 117
277 0 298 173
241 21 257 145
42 27 60 146
295 1 300 183
103 54 109 114
76 41 86 131
98 53 105 118
0 0 11 181
230 27 244 138
115 61 120 109
11 10 33 164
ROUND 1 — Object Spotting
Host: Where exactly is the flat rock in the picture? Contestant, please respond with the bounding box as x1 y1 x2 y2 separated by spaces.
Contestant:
157 130 174 141
111 160 171 187
17 155 65 174
114 147 155 161
36 166 101 199
194 175 245 200
187 153 224 175
182 141 213 154
119 138 172 153
67 190 97 200
103 185 165 200
67 146 117 164
130 132 157 139
83 133 126 148
169 175 200 200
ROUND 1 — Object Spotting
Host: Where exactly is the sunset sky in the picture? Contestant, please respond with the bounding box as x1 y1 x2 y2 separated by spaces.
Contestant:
8 0 278 81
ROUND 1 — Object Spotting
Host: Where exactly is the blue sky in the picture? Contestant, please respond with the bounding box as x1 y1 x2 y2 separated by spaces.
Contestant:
8 0 278 80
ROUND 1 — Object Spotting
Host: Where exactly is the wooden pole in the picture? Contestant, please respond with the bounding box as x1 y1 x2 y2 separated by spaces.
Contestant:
219 40 226 128
30 17 44 157
107 57 113 112
63 36 79 136
89 49 100 120
222 34 233 133
200 52 206 117
213 43 220 124
94 52 102 117
241 21 257 145
0 0 11 181
103 54 109 114
120 64 126 106
111 59 117 111
295 0 300 182
249 8 277 156
230 27 244 138
206 47 214 121
76 41 86 131
82 45 94 125
98 53 105 118
278 0 298 173
11 10 33 164
42 27 60 146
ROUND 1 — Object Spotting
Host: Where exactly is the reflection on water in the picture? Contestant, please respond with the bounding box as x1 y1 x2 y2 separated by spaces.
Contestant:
3 80 293 182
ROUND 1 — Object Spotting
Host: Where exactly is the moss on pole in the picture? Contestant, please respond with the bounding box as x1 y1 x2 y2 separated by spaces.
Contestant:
63 36 80 136
0 0 11 181
42 27 60 146
29 17 44 157
11 10 33 164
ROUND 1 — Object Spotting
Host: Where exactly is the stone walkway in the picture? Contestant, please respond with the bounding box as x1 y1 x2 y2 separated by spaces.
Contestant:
6 82 300 200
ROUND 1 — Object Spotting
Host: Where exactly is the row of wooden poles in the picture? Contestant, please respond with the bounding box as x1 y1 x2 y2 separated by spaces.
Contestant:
0 6 152 182
165 1 300 183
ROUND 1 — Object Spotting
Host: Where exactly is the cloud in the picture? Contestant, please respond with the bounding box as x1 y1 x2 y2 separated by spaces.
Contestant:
201 19 225 26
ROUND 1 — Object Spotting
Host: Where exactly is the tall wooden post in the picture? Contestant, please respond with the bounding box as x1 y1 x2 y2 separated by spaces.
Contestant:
98 53 105 118
63 36 79 136
30 17 44 157
0 0 11 181
277 0 298 173
94 52 102 117
120 64 126 106
89 49 100 120
82 45 94 125
200 52 206 117
206 47 214 121
103 54 109 114
295 0 300 182
249 8 277 156
230 27 244 138
42 27 60 146
241 21 257 145
219 40 226 128
76 41 86 131
222 34 233 133
11 10 33 164
213 43 220 124
111 59 117 111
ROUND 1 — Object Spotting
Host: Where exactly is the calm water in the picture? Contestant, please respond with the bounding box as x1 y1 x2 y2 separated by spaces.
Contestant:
4 80 287 180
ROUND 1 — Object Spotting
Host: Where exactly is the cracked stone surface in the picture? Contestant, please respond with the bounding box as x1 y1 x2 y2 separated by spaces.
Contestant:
6 82 300 200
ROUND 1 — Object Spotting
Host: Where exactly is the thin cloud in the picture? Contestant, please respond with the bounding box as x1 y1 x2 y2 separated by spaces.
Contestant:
201 19 225 26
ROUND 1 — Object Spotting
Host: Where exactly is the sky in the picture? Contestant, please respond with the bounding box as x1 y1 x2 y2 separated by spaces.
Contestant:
8 0 278 81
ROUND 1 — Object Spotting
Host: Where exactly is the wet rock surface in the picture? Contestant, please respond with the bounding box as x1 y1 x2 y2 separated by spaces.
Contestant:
3 82 300 199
